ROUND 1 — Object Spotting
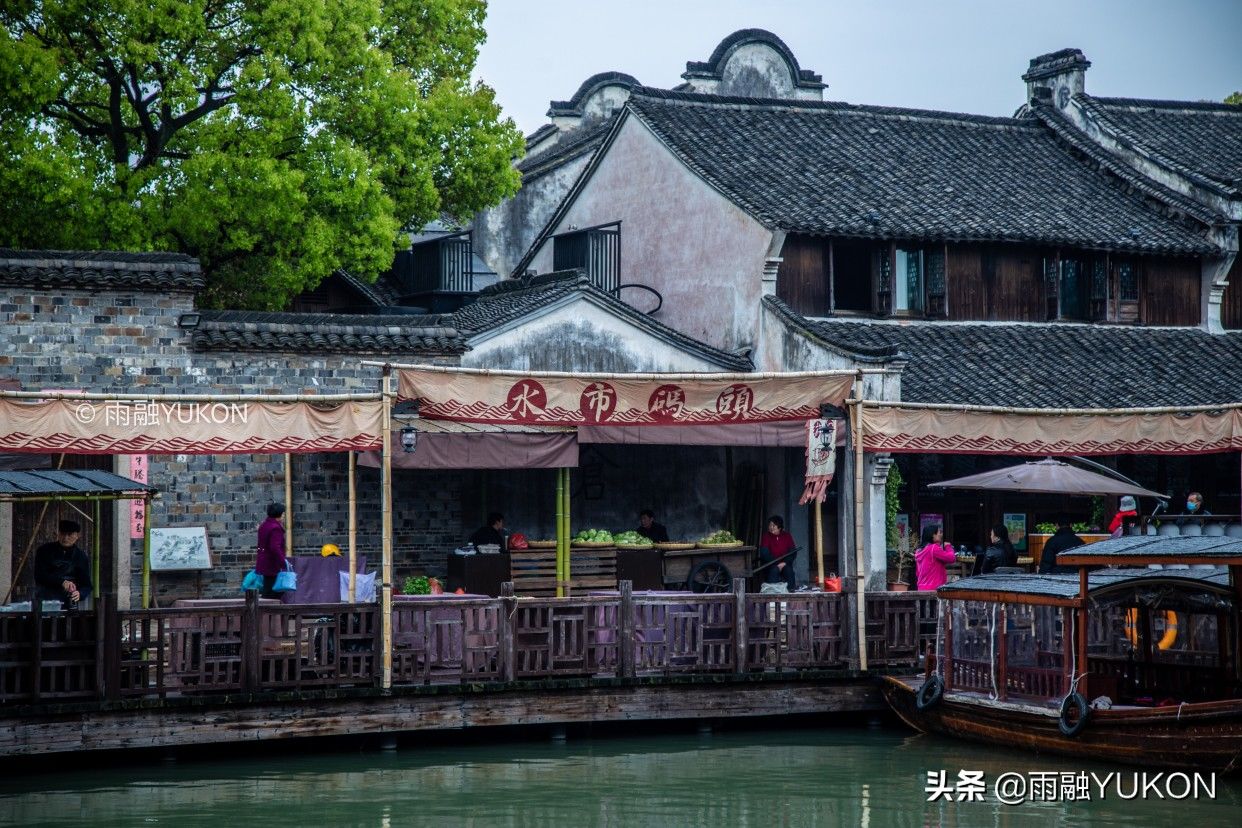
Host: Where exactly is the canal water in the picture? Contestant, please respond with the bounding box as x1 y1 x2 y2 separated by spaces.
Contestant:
2 724 1238 827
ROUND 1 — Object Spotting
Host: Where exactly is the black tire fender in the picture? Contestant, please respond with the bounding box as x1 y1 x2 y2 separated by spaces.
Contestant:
1058 692 1091 737
915 674 944 711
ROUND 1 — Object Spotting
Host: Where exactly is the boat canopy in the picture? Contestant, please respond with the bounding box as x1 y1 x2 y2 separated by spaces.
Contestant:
1058 535 1242 567
938 568 1231 607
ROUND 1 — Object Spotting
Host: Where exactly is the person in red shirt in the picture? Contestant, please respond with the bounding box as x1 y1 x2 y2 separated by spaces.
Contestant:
256 502 287 598
758 515 797 590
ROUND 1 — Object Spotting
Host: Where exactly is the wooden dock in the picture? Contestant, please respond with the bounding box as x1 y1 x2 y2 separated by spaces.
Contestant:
0 583 934 757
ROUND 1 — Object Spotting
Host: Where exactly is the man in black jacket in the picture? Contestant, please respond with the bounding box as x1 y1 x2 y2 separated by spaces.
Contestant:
1038 516 1084 575
33 520 92 608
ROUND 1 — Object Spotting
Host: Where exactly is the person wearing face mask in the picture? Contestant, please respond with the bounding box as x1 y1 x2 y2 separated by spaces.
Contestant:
1177 491 1211 526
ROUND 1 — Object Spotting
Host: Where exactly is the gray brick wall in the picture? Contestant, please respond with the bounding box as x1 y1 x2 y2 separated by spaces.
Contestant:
1 286 464 604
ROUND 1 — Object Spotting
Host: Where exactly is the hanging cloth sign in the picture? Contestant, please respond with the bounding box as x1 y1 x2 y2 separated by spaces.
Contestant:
799 418 837 505
395 367 855 427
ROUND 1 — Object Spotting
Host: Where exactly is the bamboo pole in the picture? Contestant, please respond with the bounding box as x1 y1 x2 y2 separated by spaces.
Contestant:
851 393 868 672
142 498 152 609
0 390 380 403
814 499 824 588
284 454 293 557
92 500 100 604
361 362 895 381
348 451 357 602
555 468 565 598
563 467 572 597
860 398 1242 416
380 368 394 690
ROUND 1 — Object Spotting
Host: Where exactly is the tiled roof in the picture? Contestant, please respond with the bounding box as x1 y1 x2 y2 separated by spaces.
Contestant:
1077 95 1242 195
517 118 615 179
190 310 466 355
625 89 1216 255
0 249 204 292
796 315 1242 407
452 271 754 371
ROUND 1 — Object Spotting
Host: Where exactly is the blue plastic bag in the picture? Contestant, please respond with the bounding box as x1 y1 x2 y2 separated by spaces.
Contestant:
273 561 298 593
241 570 264 592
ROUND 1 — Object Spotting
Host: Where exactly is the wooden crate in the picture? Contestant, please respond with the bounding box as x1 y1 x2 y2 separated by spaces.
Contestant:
509 547 618 596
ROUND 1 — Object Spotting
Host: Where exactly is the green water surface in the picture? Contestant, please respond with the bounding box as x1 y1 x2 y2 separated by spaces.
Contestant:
2 726 1238 827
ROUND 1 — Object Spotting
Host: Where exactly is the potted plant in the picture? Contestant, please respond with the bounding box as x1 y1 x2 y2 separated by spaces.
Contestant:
888 537 913 591
885 464 910 590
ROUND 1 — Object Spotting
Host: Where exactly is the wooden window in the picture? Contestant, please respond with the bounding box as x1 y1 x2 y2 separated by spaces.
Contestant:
553 222 621 292
875 244 894 317
830 240 873 313
925 247 947 318
1044 256 1060 321
894 247 924 314
1090 259 1109 321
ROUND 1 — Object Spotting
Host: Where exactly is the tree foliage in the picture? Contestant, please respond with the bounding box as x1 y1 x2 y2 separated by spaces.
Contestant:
0 0 523 308
1226 91 1242 106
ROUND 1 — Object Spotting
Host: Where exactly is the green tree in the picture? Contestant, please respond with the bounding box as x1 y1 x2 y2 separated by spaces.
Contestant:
0 0 522 308
1226 92 1242 106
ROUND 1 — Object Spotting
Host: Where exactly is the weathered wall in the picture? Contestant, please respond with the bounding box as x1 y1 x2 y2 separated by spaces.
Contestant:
527 117 774 353
462 295 726 373
473 152 594 278
0 287 461 605
1223 255 1242 330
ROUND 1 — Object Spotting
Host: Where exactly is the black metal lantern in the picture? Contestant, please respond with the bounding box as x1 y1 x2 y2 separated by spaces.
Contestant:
400 426 417 453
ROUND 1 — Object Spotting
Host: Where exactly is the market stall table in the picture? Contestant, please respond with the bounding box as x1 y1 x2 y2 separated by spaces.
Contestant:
446 551 511 596
280 555 368 604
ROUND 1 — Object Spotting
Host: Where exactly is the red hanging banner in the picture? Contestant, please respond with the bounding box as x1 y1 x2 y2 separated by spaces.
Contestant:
395 367 855 427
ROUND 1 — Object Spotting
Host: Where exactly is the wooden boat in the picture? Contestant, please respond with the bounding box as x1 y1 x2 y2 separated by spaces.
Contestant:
881 535 1242 773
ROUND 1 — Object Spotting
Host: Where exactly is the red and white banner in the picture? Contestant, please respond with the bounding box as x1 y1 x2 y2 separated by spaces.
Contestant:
396 367 855 427
799 419 838 504
861 405 1242 456
0 397 383 455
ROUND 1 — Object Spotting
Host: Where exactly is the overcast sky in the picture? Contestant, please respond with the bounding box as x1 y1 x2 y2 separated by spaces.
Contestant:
475 0 1242 136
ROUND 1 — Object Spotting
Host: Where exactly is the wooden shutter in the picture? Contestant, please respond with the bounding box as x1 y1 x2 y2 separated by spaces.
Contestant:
1044 255 1060 320
875 243 894 317
1090 259 1109 321
925 246 947 318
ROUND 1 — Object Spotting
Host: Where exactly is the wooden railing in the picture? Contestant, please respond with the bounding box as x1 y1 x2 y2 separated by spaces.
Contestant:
0 586 940 704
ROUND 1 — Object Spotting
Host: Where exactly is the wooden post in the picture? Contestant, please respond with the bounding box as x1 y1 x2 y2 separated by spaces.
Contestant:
943 600 954 691
814 499 825 589
94 594 106 700
500 581 515 681
1061 606 1074 696
555 468 566 598
141 498 152 609
851 390 869 671
563 468 572 596
242 588 259 692
92 500 101 603
619 579 636 678
997 605 1008 700
1077 566 1089 699
31 596 43 702
380 368 394 690
348 451 357 602
284 454 294 557
733 577 748 673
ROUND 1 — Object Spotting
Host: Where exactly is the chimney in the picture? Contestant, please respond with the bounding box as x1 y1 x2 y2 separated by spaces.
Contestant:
1022 48 1090 109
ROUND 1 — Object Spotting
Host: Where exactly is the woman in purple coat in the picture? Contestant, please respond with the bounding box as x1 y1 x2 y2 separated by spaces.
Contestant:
256 503 287 598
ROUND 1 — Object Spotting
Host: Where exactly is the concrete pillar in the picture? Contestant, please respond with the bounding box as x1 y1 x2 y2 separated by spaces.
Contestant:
0 502 11 602
1202 231 1237 334
112 455 133 610
866 455 893 590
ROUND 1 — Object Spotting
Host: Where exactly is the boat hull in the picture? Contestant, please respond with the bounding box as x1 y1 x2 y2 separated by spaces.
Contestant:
881 675 1242 774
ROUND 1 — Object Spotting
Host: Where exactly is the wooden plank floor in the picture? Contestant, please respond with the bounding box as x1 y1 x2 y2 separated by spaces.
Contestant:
0 673 882 757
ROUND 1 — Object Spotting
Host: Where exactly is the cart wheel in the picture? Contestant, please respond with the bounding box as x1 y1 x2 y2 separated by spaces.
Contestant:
687 560 732 593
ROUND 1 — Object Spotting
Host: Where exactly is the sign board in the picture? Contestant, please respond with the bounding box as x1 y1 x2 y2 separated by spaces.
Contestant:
149 527 212 571
1003 512 1028 552
128 454 148 538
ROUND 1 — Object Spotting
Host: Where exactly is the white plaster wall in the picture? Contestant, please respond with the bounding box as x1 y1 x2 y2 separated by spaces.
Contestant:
581 85 632 120
464 296 725 373
473 153 594 278
528 117 774 353
719 43 796 98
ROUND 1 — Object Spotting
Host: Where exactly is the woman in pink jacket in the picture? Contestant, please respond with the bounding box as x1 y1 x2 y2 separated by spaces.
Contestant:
915 525 957 591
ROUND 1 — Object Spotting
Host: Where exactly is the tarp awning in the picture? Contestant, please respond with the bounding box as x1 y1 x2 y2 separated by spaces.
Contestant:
0 469 155 501
395 364 855 427
359 420 577 469
0 394 383 455
860 403 1242 456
